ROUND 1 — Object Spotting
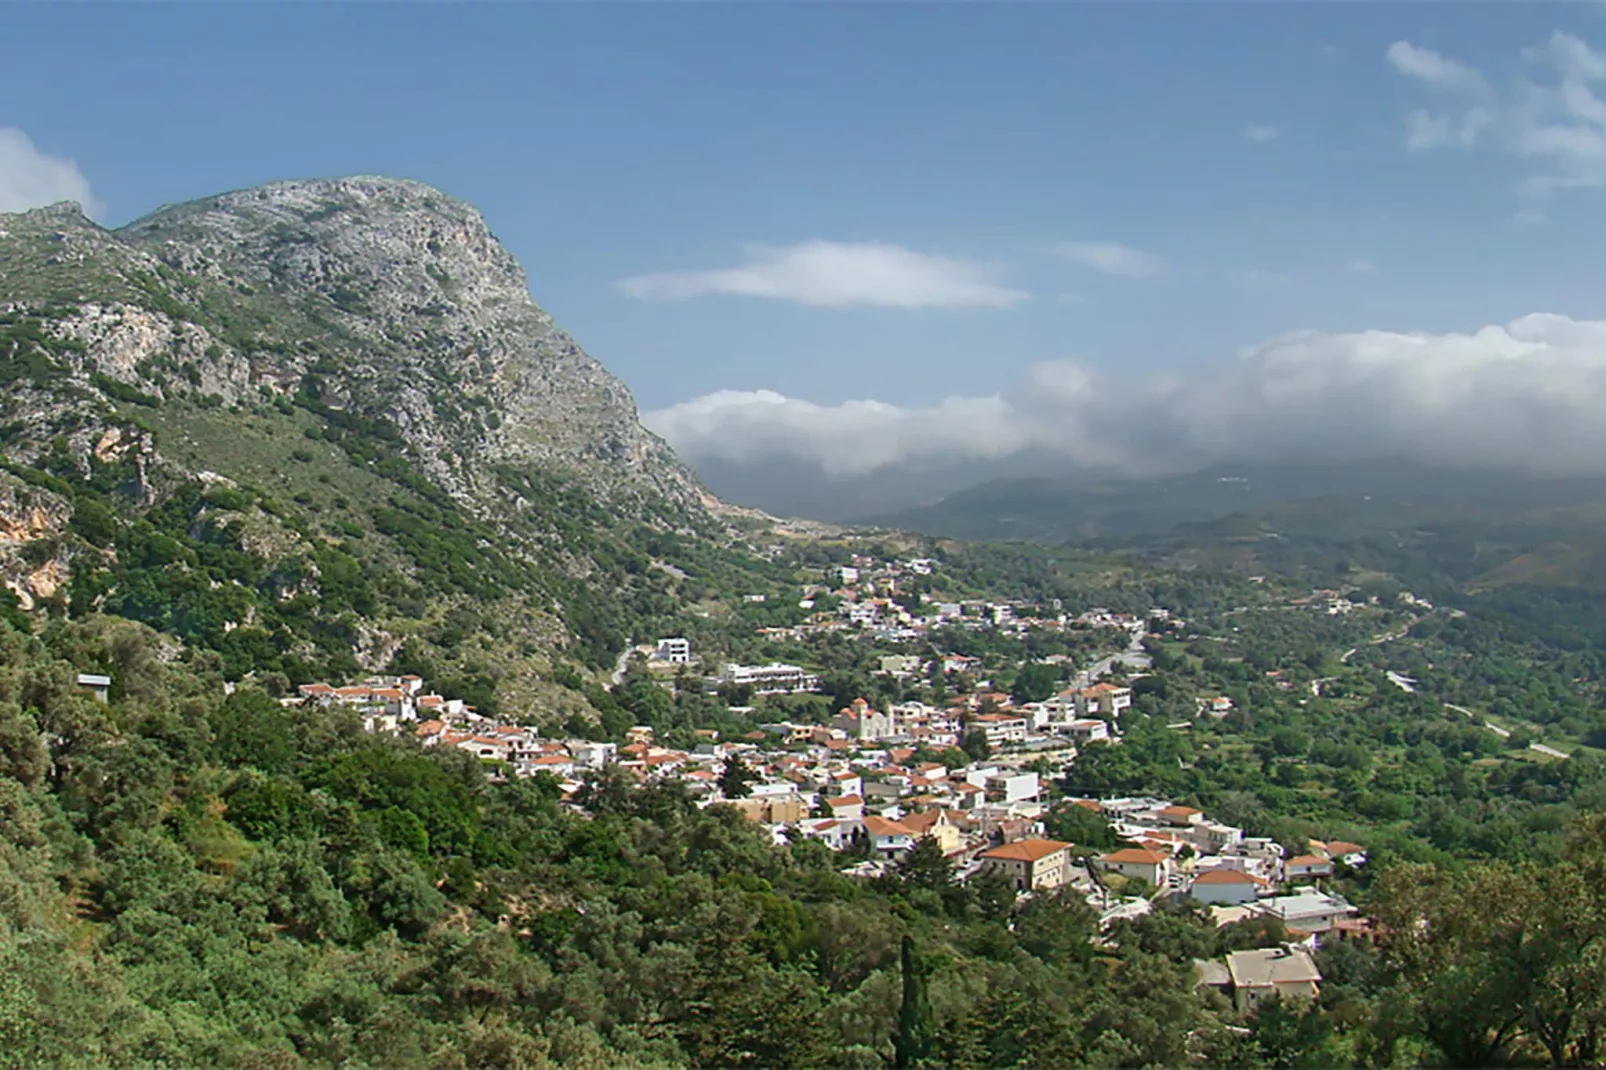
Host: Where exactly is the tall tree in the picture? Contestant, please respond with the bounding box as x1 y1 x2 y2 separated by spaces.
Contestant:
719 753 757 799
892 835 953 895
893 934 935 1069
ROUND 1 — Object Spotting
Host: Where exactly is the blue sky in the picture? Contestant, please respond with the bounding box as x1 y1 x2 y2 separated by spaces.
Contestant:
8 3 1606 481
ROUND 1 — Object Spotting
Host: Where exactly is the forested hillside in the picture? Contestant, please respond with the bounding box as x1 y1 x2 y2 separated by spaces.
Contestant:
5 615 1606 1069
0 180 778 720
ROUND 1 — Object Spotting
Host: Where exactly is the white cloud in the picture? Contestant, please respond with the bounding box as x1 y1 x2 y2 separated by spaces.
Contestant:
648 313 1606 478
1244 124 1279 143
1054 241 1166 278
645 388 1031 476
1391 32 1606 203
0 128 100 218
1386 41 1488 94
615 240 1026 309
1345 259 1377 273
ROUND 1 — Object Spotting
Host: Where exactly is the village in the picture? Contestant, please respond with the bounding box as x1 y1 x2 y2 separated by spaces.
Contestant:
290 669 1368 1009
276 551 1384 1011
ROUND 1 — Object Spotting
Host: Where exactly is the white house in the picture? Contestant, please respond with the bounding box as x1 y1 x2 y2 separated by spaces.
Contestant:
845 602 878 626
825 795 865 822
862 815 916 855
984 771 1041 804
1285 854 1336 881
1189 868 1269 906
824 770 864 798
1099 847 1171 887
794 818 846 850
942 653 979 675
722 663 821 695
569 741 617 770
1078 683 1133 718
1060 719 1111 743
971 713 1029 748
654 637 691 664
1256 891 1358 934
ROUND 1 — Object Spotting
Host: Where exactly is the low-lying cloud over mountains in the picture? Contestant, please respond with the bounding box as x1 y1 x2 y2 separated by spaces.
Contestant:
646 313 1606 497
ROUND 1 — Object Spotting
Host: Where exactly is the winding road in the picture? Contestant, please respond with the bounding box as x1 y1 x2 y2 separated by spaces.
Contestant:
1077 626 1152 686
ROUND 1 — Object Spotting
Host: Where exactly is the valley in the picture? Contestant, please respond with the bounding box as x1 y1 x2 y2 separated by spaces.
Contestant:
2 181 1605 1068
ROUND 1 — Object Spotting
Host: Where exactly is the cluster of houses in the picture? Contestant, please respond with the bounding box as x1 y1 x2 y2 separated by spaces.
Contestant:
745 552 1163 648
289 675 615 787
1078 797 1366 912
267 654 1372 1014
751 685 1119 767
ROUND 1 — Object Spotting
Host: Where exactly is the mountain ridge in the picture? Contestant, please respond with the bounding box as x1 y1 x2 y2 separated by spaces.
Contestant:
0 176 749 718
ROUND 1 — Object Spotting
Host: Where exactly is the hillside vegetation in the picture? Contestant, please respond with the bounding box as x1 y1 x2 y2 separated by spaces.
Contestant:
0 180 775 719
3 616 1606 1068
8 180 1606 1068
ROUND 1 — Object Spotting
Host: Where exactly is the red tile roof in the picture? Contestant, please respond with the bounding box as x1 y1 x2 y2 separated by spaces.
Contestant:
982 838 1070 862
863 815 915 838
1192 868 1267 886
1287 855 1333 868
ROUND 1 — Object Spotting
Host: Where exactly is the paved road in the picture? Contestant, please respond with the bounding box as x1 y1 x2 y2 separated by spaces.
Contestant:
1444 702 1570 757
609 640 634 687
1385 670 1417 693
1078 627 1151 685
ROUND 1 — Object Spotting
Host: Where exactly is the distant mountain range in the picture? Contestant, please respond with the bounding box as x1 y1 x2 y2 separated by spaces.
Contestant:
836 459 1606 592
858 460 1606 543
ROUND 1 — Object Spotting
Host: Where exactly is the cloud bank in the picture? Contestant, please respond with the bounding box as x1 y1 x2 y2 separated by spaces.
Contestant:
616 240 1027 309
646 313 1606 478
1388 32 1606 204
0 128 100 217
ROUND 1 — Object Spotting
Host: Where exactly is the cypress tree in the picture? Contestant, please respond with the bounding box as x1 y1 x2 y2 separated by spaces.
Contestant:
893 933 935 1068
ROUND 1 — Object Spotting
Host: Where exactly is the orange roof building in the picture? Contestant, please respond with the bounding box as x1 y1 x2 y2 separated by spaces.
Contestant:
980 838 1071 863
978 838 1073 891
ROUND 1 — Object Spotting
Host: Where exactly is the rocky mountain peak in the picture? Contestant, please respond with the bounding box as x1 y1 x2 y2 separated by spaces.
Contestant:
0 175 722 697
104 176 696 503
120 176 531 315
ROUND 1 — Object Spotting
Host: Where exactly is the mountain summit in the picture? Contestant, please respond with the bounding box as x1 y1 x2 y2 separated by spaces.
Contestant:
0 177 724 715
115 177 690 498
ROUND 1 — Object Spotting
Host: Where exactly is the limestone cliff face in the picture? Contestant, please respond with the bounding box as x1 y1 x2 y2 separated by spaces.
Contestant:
2 176 699 510
118 176 696 504
0 178 722 697
0 475 74 611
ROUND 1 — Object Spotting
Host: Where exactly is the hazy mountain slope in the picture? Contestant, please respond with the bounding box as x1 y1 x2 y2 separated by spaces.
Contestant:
0 178 747 718
869 460 1606 540
863 460 1606 594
